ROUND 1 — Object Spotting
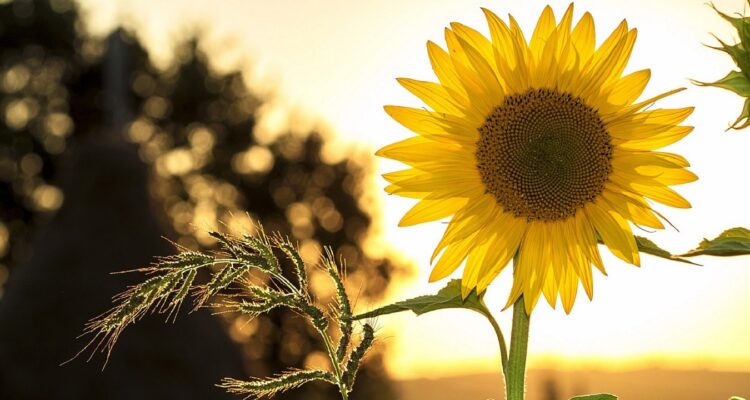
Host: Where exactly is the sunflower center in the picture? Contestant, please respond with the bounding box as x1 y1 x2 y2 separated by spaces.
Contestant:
476 88 613 221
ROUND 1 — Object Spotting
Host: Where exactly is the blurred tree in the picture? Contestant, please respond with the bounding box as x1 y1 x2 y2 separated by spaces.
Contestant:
0 0 399 399
0 1 247 398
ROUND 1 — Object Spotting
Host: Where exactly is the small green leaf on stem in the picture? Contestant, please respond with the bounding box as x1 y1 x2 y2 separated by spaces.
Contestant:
352 279 490 319
351 279 510 377
635 236 700 265
695 70 750 96
569 394 618 400
681 227 750 257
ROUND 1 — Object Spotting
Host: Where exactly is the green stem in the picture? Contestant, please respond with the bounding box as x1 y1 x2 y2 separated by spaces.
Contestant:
505 296 530 400
317 327 349 400
480 307 508 375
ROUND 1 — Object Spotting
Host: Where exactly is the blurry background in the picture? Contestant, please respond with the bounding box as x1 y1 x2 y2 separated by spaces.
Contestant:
0 0 749 399
0 0 398 399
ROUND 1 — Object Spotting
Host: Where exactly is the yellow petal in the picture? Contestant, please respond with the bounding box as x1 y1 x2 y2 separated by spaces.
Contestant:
603 28 638 86
577 28 631 99
560 265 579 314
399 196 468 227
530 5 557 61
383 105 478 144
557 4 575 36
384 184 425 199
571 12 596 64
643 166 698 186
482 7 526 92
630 183 691 208
507 14 531 87
588 20 629 69
542 272 559 309
453 33 504 105
505 269 525 311
382 168 417 184
431 195 498 260
585 201 640 266
654 151 691 168
430 230 480 281
532 27 562 88
613 149 689 170
513 222 550 311
601 189 664 230
607 69 651 106
376 136 465 164
462 238 493 298
574 210 606 275
568 238 594 300
397 78 465 116
611 157 693 190
476 213 527 293
386 168 481 193
608 107 694 141
440 29 498 118
619 126 694 150
449 22 495 65
609 88 686 120
427 41 468 99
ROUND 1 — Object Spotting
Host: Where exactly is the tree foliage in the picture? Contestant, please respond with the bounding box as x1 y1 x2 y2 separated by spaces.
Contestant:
0 1 398 398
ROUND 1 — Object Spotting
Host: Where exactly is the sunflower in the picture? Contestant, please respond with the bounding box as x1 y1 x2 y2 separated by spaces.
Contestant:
377 4 696 314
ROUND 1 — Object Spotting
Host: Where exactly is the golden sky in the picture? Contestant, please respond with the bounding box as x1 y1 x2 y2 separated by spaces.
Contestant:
77 0 750 379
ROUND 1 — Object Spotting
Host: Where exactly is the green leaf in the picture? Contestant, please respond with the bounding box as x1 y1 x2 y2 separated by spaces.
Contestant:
569 394 618 400
595 233 698 265
695 70 750 97
710 3 750 37
352 279 489 320
723 97 750 130
702 2 750 129
635 236 700 265
681 227 750 257
708 40 750 81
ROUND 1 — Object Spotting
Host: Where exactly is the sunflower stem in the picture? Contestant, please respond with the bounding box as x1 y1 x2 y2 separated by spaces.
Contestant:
505 296 530 400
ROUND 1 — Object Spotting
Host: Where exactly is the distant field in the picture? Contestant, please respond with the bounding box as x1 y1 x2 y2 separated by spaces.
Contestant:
396 369 750 400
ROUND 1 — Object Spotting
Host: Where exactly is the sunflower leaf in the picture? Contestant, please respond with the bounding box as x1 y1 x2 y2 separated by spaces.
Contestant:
351 279 489 320
715 42 750 78
681 227 750 257
695 70 750 97
634 236 700 265
569 394 618 400
710 2 750 38
699 2 750 129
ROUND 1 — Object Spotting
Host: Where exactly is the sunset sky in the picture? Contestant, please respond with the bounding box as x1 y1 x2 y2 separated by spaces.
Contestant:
76 0 750 379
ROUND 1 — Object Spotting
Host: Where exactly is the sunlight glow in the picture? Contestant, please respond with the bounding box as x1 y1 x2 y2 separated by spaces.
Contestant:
77 0 750 379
